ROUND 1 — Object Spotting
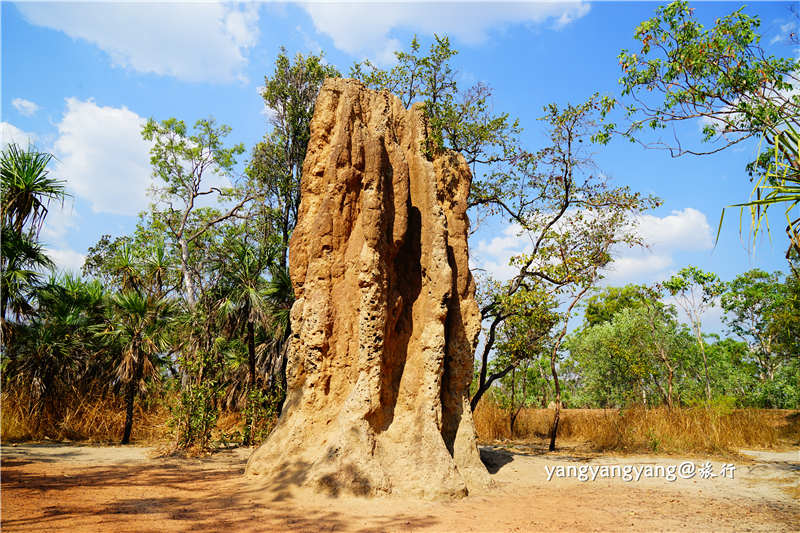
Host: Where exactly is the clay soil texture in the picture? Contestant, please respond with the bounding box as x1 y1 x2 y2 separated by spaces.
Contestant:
2 441 798 532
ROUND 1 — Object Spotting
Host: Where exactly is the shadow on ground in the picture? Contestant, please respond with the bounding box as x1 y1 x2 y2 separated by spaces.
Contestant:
0 449 443 533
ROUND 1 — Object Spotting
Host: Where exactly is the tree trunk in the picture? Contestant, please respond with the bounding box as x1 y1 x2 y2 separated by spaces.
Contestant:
470 363 515 412
247 320 256 386
509 367 516 436
667 366 674 410
695 326 711 403
548 351 561 452
280 200 290 270
178 238 196 308
471 313 505 411
242 320 258 446
122 346 145 445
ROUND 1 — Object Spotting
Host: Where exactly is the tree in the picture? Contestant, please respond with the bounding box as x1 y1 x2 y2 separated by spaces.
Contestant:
636 287 693 409
610 0 800 254
1 226 54 323
1 143 68 237
614 0 799 156
472 281 558 411
3 274 106 428
573 284 691 408
104 291 174 444
662 266 724 403
569 309 657 408
143 117 251 308
470 96 660 421
351 35 521 215
721 269 794 381
248 49 340 269
0 143 68 324
568 303 693 409
212 237 272 444
582 284 648 328
214 238 270 389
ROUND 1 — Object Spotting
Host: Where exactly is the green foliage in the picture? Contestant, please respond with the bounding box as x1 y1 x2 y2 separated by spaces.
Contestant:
734 126 800 256
582 284 649 328
143 116 250 308
3 274 107 420
610 1 800 253
1 225 54 321
721 269 798 383
351 35 521 202
0 143 68 324
569 306 689 407
248 48 339 268
615 0 799 152
242 385 283 446
1 143 69 237
170 351 221 451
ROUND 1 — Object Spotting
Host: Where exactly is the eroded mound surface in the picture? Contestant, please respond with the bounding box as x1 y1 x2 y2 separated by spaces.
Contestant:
245 78 488 498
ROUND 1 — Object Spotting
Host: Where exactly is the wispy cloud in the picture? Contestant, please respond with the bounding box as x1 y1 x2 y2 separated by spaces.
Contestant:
12 98 40 117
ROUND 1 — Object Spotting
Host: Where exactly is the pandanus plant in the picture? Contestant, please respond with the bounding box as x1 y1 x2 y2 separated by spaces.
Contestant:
721 125 800 261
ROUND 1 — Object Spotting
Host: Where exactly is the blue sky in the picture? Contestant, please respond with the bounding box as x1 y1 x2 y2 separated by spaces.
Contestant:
2 1 799 330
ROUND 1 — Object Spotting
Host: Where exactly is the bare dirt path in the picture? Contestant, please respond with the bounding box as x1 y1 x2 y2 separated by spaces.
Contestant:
2 442 798 532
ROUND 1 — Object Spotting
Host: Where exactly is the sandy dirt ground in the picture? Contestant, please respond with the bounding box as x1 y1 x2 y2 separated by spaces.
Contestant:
2 441 798 532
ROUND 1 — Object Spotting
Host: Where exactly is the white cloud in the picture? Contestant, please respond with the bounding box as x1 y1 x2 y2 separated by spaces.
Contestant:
41 198 80 246
300 2 590 64
12 98 40 117
634 208 713 252
602 208 714 285
472 207 714 285
1 122 38 149
51 98 234 220
52 98 153 217
17 2 260 83
471 223 532 282
46 247 87 274
600 248 674 286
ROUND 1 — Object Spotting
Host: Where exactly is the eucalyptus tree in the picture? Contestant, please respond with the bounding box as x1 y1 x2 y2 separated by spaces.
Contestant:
472 97 659 429
351 34 521 219
662 266 724 403
350 38 656 423
143 117 251 308
721 269 793 382
582 284 648 328
471 279 558 411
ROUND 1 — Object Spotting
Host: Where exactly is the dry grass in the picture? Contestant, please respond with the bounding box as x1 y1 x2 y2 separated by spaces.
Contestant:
1 389 170 444
474 403 800 454
4 388 796 456
0 391 276 450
